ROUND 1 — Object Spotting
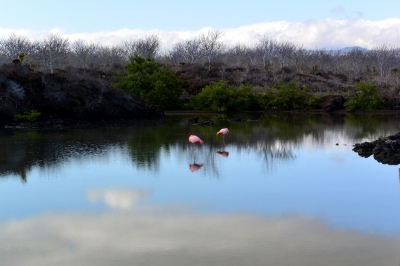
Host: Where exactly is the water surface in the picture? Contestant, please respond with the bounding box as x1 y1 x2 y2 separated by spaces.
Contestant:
1 113 400 265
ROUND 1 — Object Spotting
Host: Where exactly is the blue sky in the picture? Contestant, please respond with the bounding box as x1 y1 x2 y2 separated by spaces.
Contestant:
1 0 400 49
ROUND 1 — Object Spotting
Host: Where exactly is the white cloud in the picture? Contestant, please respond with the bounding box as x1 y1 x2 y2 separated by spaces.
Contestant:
1 18 399 51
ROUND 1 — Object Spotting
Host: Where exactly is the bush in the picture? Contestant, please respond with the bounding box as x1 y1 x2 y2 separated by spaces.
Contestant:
115 55 183 110
257 81 321 110
344 82 384 111
14 110 41 122
189 81 257 111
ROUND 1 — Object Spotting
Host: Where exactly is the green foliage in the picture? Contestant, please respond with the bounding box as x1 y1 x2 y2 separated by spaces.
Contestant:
189 81 257 111
115 55 183 110
12 52 25 64
344 82 384 111
257 81 321 110
379 135 388 141
14 110 41 122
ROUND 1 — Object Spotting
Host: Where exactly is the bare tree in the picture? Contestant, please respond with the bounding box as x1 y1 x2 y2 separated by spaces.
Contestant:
199 30 225 71
344 48 367 78
0 33 33 64
291 46 308 73
308 48 331 73
370 44 399 81
169 39 203 65
225 43 250 68
255 36 276 70
327 50 344 74
34 34 69 74
96 45 125 69
122 35 161 60
71 40 101 69
275 41 295 69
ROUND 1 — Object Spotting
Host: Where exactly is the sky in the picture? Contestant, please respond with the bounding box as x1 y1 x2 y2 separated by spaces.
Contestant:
1 0 400 51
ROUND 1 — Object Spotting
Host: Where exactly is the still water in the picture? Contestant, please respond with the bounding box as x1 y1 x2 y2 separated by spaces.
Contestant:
1 113 400 265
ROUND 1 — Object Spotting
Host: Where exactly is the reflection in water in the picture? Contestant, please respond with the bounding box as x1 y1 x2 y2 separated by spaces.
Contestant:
2 114 400 265
189 163 204 172
87 189 151 210
216 151 229 158
0 204 399 266
1 113 399 180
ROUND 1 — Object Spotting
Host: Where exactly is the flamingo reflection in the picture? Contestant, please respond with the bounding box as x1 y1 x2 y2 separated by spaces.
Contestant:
189 163 204 172
216 151 229 158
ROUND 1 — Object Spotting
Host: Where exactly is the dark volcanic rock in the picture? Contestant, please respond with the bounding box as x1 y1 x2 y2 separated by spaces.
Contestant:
353 132 400 165
0 64 163 126
320 95 346 112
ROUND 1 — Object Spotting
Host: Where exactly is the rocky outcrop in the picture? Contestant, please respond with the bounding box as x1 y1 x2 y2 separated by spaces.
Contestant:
320 95 346 112
353 132 400 165
0 64 163 125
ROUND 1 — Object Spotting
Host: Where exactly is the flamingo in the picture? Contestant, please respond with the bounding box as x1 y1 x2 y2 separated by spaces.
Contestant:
188 135 204 145
216 128 229 144
216 128 229 136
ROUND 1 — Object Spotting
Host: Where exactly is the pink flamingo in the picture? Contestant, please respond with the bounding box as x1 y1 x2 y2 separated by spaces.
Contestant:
216 128 229 144
216 128 229 136
188 135 204 145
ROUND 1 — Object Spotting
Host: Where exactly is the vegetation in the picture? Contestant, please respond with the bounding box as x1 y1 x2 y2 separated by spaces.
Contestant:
13 110 41 122
257 82 321 110
115 55 182 110
344 82 384 111
189 81 256 111
1 32 399 113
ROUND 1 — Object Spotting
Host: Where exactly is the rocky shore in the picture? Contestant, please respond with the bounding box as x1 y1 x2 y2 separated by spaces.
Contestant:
0 64 163 127
353 132 400 165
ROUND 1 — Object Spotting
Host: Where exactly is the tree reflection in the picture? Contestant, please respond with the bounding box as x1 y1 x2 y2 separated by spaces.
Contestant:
0 113 399 181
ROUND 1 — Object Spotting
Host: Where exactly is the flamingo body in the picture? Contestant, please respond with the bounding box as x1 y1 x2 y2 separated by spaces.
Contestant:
189 135 204 145
216 128 229 136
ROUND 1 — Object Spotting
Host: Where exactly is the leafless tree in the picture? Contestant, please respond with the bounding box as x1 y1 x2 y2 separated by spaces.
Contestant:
169 39 203 65
327 50 344 74
255 36 276 70
34 34 70 74
96 45 125 69
224 43 250 68
308 48 331 73
344 48 367 78
122 35 161 60
274 41 295 69
291 46 308 73
71 40 101 69
370 44 399 81
199 30 225 71
0 33 33 64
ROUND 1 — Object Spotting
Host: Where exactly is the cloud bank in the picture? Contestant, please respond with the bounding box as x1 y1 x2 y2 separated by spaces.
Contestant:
1 18 399 51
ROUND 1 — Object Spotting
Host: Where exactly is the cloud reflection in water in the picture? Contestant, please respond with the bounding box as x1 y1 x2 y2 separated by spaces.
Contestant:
0 188 399 266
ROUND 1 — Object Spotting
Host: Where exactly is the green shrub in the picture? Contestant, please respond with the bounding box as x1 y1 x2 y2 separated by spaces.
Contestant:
115 55 183 110
189 81 257 111
14 110 41 122
257 81 321 110
344 82 384 111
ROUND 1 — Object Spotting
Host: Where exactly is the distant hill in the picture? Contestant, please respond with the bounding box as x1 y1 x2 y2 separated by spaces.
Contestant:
337 46 368 53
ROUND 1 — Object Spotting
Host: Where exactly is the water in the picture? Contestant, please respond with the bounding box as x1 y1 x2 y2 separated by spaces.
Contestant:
1 113 400 265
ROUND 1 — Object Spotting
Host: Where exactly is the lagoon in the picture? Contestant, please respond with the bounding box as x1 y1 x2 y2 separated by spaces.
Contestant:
1 113 400 265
